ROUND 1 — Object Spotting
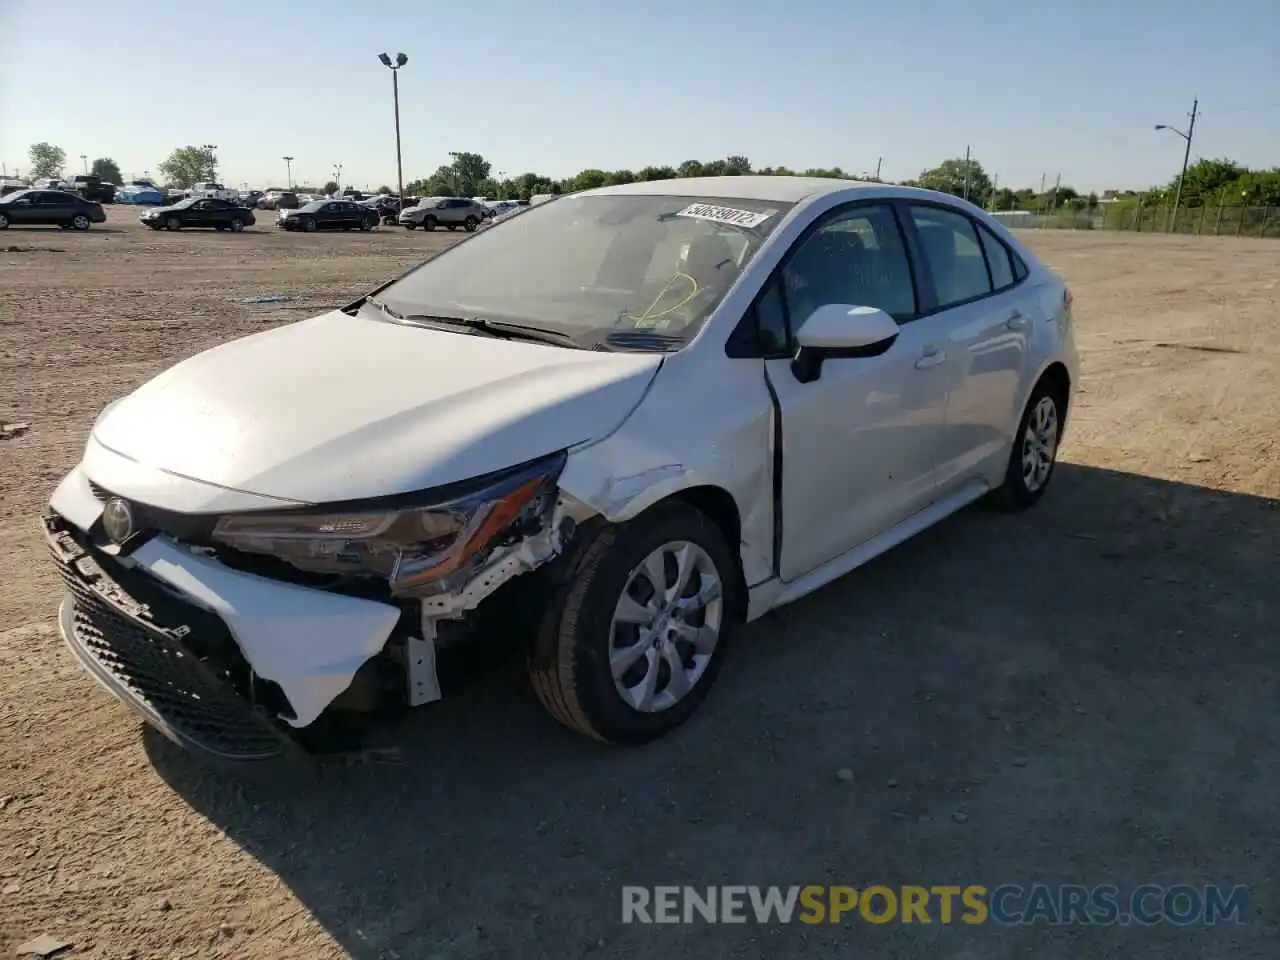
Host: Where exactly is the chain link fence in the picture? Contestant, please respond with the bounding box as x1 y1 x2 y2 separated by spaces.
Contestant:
992 205 1278 238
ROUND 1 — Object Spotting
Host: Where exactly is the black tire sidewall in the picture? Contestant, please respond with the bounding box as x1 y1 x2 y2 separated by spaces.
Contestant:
1002 383 1064 507
546 503 739 743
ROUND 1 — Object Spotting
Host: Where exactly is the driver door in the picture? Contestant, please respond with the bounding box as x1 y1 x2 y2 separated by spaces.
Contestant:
763 202 953 581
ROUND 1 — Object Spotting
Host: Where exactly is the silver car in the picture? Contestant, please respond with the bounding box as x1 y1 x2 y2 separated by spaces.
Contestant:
398 196 485 232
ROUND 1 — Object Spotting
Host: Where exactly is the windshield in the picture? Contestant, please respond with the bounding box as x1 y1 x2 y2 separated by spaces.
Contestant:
374 193 793 349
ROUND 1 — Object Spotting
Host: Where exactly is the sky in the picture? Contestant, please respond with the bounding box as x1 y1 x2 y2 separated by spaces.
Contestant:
1 0 1276 193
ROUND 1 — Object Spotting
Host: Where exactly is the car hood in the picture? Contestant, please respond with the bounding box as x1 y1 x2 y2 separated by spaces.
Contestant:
91 310 663 504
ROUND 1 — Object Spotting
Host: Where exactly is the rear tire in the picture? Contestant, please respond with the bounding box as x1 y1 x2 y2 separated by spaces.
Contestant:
528 502 739 744
464 215 478 232
230 218 244 232
0 213 7 229
989 378 1066 510
403 222 416 230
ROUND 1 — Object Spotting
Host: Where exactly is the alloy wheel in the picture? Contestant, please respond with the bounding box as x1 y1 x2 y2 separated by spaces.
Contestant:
610 541 723 713
1022 396 1059 492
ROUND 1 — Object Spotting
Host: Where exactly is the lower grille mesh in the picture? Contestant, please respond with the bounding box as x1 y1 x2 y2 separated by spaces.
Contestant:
47 517 292 761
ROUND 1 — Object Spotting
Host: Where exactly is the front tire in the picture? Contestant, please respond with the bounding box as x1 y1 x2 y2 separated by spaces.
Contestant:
71 214 91 231
230 218 244 232
990 379 1065 510
302 216 317 232
165 217 181 231
0 213 9 229
464 215 478 231
529 502 738 744
422 215 438 232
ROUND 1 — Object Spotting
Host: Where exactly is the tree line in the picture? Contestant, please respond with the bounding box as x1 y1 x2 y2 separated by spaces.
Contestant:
19 141 1280 209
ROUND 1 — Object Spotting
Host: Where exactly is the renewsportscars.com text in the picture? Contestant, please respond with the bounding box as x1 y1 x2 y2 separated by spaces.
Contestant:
621 884 1248 926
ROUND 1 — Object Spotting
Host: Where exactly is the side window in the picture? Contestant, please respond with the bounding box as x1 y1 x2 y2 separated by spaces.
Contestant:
780 204 916 328
1012 251 1029 282
975 222 1015 290
754 278 790 356
909 206 992 307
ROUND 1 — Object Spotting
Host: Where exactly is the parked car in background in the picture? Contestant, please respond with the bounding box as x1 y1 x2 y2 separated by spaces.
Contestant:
189 182 236 201
398 196 484 232
0 189 106 230
240 190 265 209
277 199 378 232
483 199 521 219
259 191 300 210
67 174 116 203
0 179 31 198
140 197 256 232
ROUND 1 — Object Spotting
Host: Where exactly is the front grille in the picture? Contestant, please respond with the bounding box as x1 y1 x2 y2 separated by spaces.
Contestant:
45 515 296 762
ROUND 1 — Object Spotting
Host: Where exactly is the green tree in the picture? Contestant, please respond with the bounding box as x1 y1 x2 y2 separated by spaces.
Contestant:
677 160 705 178
723 155 752 175
322 180 339 195
568 169 609 191
445 151 492 197
1170 158 1247 205
158 146 218 189
89 157 122 184
604 169 636 186
28 142 66 179
637 165 677 181
915 157 992 201
377 185 393 194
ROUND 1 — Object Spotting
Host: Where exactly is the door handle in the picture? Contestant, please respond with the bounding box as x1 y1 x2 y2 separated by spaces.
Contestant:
914 346 947 370
1006 310 1029 330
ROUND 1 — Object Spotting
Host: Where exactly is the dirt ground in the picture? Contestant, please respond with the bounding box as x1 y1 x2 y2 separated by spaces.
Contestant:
0 211 1276 959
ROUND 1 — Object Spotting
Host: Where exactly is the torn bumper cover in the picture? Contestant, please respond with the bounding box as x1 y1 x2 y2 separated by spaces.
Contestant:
44 452 574 760
45 511 403 759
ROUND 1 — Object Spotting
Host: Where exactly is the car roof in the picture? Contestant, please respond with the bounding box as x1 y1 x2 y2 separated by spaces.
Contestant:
575 175 886 203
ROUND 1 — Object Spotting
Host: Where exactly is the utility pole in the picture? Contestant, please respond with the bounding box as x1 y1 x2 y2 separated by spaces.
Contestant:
962 145 971 201
80 154 88 174
875 156 882 180
990 174 999 210
282 156 294 189
1052 173 1061 210
1159 97 1198 233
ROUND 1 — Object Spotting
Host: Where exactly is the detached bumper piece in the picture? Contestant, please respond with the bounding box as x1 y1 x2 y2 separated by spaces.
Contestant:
45 515 300 763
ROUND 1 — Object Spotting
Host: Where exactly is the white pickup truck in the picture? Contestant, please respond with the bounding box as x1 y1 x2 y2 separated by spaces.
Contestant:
188 182 238 201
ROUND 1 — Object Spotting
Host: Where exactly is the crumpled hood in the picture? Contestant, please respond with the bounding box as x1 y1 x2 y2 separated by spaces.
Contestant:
92 310 662 504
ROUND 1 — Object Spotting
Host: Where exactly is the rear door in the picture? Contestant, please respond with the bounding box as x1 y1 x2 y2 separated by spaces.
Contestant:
903 203 1034 492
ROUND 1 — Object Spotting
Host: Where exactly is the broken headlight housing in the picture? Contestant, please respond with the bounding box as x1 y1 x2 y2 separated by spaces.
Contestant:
209 452 565 597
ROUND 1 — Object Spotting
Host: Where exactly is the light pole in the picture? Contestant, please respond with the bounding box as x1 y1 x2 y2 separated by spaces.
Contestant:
332 164 343 195
378 52 408 209
282 156 294 189
1155 97 1198 232
496 170 506 199
80 154 88 174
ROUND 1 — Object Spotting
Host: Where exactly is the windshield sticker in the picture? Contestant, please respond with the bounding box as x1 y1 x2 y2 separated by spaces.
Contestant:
674 203 774 229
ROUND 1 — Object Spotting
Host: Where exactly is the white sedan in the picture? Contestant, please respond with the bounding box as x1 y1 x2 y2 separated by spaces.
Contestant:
44 176 1077 763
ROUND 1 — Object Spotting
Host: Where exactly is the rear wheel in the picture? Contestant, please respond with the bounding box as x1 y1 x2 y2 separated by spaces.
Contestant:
230 218 244 232
989 379 1065 510
360 219 374 231
529 502 738 744
71 214 91 231
464 215 478 232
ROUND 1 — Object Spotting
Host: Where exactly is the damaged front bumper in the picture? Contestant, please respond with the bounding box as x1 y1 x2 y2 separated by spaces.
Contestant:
44 457 584 761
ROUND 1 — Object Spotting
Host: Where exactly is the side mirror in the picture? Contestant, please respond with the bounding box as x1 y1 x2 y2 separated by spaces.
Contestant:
791 305 901 383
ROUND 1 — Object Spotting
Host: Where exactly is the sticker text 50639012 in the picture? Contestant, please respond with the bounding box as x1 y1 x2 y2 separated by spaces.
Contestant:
675 203 775 229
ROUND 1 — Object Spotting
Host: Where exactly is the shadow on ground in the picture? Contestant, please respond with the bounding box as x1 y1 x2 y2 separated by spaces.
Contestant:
147 464 1278 960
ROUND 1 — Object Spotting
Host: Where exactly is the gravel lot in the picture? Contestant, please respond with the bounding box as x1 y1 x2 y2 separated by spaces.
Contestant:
1 212 1277 959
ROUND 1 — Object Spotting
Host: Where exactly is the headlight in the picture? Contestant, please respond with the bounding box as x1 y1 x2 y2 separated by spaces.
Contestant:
209 452 565 596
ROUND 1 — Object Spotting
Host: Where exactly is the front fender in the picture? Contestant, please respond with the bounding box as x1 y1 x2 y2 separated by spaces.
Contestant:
556 350 776 586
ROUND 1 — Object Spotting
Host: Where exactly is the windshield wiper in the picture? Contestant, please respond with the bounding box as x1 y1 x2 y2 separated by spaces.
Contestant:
398 308 588 350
